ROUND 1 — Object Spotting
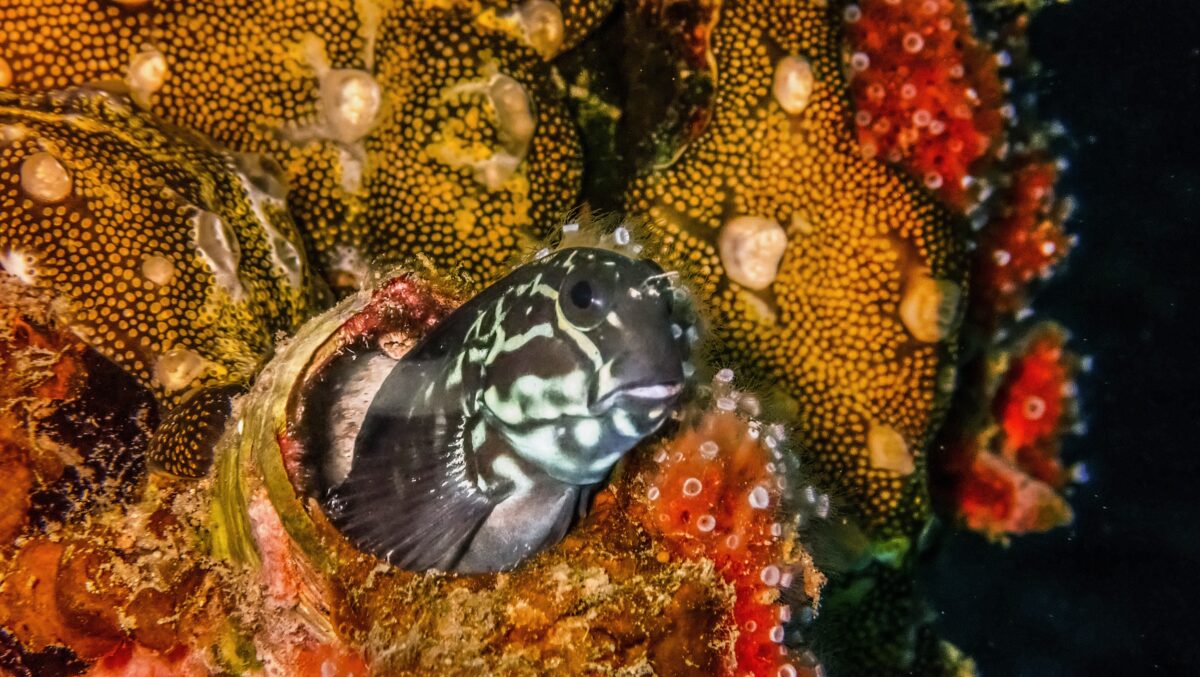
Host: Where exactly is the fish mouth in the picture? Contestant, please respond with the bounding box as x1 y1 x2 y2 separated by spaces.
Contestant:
591 381 683 414
619 382 683 400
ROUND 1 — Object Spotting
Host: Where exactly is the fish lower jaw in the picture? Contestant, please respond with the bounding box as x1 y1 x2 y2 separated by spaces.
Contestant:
590 382 683 414
619 383 682 400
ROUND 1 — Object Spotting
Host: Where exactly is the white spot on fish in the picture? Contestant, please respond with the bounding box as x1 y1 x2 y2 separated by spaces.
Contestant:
573 419 601 447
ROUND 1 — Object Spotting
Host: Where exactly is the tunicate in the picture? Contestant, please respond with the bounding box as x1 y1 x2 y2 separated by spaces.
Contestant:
490 74 535 149
0 250 35 284
514 0 564 58
127 47 168 104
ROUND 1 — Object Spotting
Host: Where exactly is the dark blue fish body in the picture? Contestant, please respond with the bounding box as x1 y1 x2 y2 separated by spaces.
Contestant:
324 247 694 573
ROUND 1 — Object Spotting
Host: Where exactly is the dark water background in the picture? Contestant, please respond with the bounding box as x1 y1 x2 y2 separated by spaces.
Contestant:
924 0 1200 674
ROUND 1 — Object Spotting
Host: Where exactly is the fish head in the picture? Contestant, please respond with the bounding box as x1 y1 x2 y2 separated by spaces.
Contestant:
479 247 695 485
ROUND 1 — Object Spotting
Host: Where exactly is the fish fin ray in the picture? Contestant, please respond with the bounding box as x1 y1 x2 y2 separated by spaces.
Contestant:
327 401 498 571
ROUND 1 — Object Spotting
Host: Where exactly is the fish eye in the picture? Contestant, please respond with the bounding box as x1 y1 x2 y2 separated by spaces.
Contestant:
559 267 614 329
569 280 594 309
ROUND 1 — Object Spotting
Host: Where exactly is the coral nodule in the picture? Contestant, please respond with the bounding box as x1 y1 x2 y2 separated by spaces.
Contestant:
0 0 1085 675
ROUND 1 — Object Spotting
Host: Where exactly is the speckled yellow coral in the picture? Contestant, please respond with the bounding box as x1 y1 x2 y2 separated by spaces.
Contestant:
0 0 583 289
0 88 318 408
623 0 967 537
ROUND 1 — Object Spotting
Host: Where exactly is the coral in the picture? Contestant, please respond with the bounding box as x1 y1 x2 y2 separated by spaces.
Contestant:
844 0 1007 210
969 149 1073 326
0 284 157 529
625 372 825 676
933 321 1082 537
3 0 970 542
0 0 585 289
616 0 967 543
0 88 319 406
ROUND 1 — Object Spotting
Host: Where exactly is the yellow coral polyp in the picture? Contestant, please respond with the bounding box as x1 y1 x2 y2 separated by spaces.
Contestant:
625 0 966 537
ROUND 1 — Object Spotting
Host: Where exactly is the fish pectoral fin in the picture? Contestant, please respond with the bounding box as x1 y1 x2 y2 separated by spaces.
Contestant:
326 412 499 572
148 383 244 478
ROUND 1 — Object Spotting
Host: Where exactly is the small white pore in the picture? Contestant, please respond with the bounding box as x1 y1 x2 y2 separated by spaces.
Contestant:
20 151 72 203
760 565 781 587
903 32 925 53
141 255 175 286
155 348 207 392
749 485 771 509
773 55 815 115
321 69 382 144
1023 396 1047 420
514 0 565 58
719 216 788 291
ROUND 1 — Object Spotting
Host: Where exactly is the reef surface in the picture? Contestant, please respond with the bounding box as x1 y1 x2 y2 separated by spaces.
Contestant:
0 0 1085 674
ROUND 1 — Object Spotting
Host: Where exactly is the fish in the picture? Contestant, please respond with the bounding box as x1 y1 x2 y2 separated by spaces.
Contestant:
322 246 695 573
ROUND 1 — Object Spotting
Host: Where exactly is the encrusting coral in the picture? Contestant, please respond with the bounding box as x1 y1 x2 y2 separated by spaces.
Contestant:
0 0 586 289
